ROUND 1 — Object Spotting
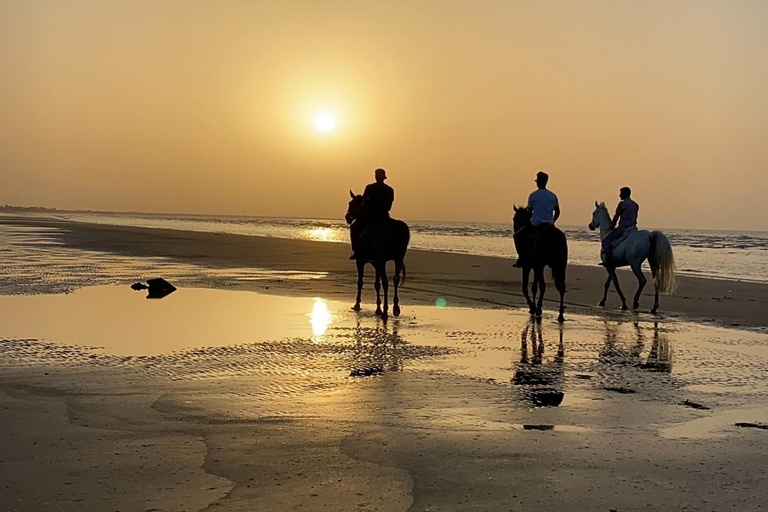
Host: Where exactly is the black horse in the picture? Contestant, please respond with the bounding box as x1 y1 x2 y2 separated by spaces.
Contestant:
346 191 410 317
512 206 568 322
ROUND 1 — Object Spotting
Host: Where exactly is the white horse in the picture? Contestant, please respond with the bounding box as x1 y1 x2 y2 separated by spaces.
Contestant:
588 202 678 313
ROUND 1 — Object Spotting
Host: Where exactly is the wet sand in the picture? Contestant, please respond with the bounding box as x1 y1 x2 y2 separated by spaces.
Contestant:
4 214 768 330
2 216 768 511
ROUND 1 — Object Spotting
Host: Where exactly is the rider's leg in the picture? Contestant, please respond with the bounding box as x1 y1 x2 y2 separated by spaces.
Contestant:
600 230 617 266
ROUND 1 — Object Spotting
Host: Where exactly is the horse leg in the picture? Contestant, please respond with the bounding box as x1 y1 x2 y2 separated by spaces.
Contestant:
609 268 628 310
522 268 535 315
392 260 402 317
529 269 539 316
650 264 660 314
374 267 382 316
630 262 647 310
353 260 365 311
534 267 545 317
379 262 389 319
598 275 611 307
556 271 566 323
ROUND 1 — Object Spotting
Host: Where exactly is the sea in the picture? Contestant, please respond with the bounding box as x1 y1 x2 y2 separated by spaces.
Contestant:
42 211 768 284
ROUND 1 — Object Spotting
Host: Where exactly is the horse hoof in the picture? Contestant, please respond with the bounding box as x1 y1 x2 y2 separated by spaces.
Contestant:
393 305 401 317
352 304 361 312
620 304 628 311
633 302 640 310
375 309 382 316
650 308 658 315
597 300 606 307
557 315 565 323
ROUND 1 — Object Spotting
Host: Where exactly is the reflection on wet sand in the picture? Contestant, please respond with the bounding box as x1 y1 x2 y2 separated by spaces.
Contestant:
599 319 672 373
310 298 332 338
513 320 565 406
640 322 673 373
348 319 405 377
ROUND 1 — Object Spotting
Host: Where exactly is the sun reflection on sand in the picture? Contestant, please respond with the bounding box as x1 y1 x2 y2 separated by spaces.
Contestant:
310 298 332 338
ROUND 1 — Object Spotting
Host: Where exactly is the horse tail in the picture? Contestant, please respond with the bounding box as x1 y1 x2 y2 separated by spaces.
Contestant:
549 227 568 292
395 220 409 288
650 231 678 295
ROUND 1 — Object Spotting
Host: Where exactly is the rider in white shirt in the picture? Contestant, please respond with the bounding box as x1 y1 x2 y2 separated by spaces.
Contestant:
600 186 639 266
514 171 560 267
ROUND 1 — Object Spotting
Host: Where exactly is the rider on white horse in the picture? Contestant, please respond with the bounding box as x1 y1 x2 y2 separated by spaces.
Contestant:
601 186 639 267
513 171 561 267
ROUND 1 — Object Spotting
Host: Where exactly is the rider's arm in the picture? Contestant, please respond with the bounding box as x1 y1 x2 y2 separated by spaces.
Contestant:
553 205 560 224
611 204 621 229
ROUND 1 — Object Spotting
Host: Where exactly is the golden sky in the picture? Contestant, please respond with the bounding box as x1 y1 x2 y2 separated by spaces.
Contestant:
2 1 768 230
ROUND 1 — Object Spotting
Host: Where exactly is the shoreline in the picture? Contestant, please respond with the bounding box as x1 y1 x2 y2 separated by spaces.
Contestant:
2 215 768 330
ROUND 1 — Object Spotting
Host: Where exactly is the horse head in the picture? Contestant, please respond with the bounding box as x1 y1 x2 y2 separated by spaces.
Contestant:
345 190 365 225
589 201 609 231
512 204 533 232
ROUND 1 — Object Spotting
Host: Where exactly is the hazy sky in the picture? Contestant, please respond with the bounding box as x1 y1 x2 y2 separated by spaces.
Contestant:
2 1 768 230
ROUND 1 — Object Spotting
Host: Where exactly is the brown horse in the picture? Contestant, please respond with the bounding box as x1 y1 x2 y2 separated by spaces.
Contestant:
513 206 568 322
346 191 410 318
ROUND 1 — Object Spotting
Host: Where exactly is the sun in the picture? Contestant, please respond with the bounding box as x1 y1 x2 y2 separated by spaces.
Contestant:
315 112 336 133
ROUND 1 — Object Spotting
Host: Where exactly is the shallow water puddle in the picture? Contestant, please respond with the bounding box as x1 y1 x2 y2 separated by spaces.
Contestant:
1 285 767 413
0 286 341 355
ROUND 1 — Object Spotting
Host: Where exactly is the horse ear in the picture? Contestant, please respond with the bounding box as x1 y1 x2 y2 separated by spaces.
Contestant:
513 205 518 212
595 201 599 208
350 190 355 199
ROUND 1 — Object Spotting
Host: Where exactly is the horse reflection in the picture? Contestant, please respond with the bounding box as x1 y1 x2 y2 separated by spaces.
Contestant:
512 320 565 406
348 319 405 377
640 322 672 372
599 320 672 373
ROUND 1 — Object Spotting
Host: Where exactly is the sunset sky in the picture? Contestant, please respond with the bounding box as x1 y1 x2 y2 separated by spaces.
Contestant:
2 1 768 230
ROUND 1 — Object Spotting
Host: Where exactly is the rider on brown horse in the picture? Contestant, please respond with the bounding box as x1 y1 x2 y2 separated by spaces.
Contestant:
350 168 394 260
513 171 561 268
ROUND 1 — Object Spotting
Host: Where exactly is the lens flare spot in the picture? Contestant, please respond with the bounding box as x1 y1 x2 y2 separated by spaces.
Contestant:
435 298 447 308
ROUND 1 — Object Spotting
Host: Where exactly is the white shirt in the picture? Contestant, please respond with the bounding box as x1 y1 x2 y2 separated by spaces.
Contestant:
527 189 559 226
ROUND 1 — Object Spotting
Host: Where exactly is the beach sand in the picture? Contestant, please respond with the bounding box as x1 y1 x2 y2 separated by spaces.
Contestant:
5 215 768 330
1 215 768 511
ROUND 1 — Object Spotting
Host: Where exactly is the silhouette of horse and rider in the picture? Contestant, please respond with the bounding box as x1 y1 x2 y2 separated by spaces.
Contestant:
346 168 677 319
345 168 410 318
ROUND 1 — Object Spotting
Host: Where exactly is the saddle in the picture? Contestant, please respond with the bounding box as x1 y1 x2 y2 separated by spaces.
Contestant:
356 217 394 242
608 226 637 249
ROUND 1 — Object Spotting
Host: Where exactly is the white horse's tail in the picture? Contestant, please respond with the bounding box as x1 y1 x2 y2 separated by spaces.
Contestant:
650 231 678 295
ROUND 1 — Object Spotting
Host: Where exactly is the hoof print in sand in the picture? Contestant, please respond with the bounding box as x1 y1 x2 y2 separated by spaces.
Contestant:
604 386 636 394
735 422 768 430
523 424 555 431
681 399 710 410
